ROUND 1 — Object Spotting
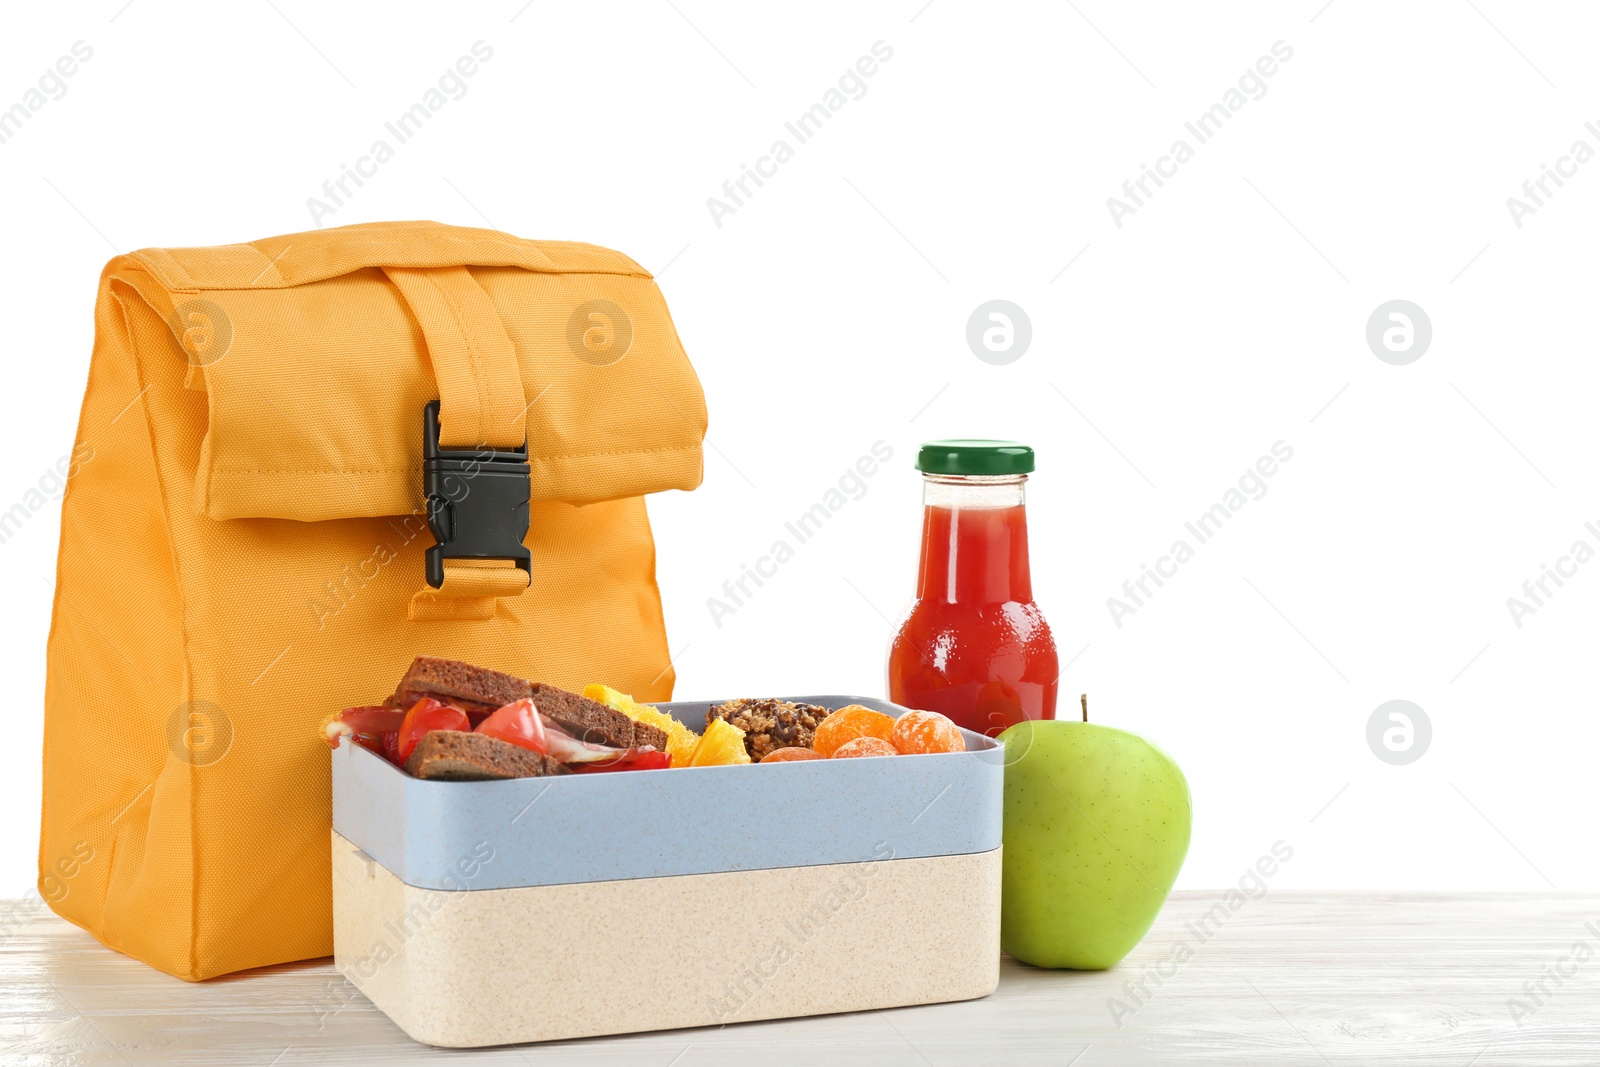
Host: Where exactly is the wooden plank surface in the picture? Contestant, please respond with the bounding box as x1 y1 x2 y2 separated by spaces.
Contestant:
3 891 1596 1065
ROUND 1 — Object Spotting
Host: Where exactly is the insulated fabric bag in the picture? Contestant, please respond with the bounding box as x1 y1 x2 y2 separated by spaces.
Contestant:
39 220 706 980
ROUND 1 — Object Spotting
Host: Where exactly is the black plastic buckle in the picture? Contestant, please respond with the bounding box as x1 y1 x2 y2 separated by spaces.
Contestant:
422 400 531 589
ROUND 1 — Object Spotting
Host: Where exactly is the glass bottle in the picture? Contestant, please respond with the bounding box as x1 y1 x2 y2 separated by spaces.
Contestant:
888 440 1059 736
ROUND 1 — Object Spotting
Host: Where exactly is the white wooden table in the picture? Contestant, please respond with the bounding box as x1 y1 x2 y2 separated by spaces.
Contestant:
4 892 1594 1065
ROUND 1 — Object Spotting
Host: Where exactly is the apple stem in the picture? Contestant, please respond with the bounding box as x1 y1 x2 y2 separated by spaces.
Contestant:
1080 693 1088 722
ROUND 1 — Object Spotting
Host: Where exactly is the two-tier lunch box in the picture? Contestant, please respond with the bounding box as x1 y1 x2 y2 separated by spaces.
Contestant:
331 695 1004 1047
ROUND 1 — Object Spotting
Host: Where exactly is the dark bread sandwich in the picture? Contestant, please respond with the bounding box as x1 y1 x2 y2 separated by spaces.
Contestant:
365 658 667 779
404 730 569 781
531 682 669 751
390 656 533 722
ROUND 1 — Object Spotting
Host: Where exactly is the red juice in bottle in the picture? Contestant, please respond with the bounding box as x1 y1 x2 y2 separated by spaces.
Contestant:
888 441 1059 736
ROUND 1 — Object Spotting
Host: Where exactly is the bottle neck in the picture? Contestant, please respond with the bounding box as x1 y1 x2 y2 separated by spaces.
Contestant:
915 474 1033 604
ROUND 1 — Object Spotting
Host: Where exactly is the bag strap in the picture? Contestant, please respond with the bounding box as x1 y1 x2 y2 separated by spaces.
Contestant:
383 266 527 449
382 266 531 614
407 560 526 620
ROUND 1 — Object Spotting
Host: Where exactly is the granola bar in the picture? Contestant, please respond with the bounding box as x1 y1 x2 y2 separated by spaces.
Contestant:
706 698 831 761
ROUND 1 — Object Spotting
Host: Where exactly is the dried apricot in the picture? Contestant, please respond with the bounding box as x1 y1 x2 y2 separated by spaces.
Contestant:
760 746 824 763
831 736 898 759
812 705 896 757
890 710 966 755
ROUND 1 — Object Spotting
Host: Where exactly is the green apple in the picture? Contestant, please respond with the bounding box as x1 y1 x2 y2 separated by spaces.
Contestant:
997 715 1191 969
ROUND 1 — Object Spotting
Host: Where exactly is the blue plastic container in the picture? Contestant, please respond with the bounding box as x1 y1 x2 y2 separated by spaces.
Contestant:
331 694 1003 891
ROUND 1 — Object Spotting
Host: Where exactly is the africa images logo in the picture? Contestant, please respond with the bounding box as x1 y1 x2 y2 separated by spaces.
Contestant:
1105 41 1294 228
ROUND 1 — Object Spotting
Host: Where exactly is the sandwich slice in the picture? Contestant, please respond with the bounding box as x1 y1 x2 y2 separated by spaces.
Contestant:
530 682 669 751
404 730 569 781
390 656 533 723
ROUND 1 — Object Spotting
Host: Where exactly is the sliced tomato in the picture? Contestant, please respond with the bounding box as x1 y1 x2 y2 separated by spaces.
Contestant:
381 730 402 766
571 749 672 774
474 698 550 755
397 697 470 762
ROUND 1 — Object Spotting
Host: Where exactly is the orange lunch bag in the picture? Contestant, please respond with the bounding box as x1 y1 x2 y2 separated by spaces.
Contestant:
39 220 706 979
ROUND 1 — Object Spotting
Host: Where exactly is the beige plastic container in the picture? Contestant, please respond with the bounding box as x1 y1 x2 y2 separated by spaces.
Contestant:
333 832 1000 1047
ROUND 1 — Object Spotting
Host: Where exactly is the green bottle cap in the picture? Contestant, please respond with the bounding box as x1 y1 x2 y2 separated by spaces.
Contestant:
915 439 1035 476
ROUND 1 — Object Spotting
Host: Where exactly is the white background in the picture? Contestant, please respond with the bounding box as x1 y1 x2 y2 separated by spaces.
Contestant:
3 0 1596 897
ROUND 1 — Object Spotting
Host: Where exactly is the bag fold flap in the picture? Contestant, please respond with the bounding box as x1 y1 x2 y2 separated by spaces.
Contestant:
107 222 706 522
